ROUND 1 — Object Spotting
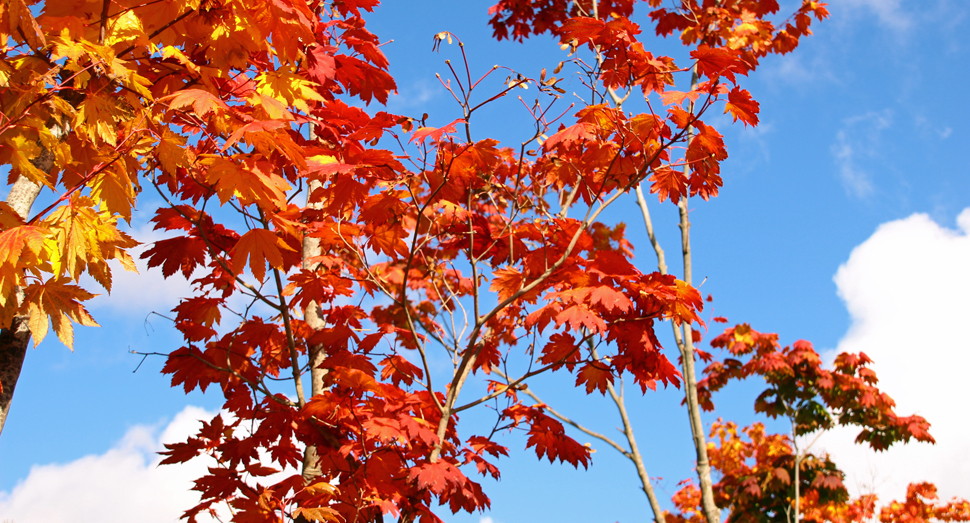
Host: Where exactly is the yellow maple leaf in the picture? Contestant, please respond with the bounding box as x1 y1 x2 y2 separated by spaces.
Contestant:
303 481 338 497
0 225 47 308
78 92 126 146
160 46 201 75
45 202 95 279
105 10 146 48
51 33 91 62
160 89 229 118
256 70 325 115
43 196 134 281
90 164 136 222
1 134 52 187
155 129 191 175
291 507 341 523
248 92 294 121
23 278 99 349
6 0 46 50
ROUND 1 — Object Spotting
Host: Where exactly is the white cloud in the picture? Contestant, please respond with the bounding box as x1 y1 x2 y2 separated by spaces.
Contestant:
811 210 970 505
87 221 196 317
0 406 220 523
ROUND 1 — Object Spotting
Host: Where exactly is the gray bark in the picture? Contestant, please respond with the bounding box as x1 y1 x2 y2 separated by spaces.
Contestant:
0 316 32 437
0 171 48 437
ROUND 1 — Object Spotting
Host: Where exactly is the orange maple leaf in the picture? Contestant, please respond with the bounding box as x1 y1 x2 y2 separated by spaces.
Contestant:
232 228 295 282
489 267 524 302
160 89 229 117
576 361 614 395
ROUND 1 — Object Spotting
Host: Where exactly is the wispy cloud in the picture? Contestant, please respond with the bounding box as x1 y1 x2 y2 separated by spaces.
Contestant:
913 113 953 141
812 209 970 504
841 0 913 31
762 53 837 89
830 110 893 198
832 131 872 198
385 79 445 115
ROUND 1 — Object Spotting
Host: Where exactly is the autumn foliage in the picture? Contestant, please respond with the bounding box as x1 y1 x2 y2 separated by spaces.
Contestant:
666 422 970 523
666 323 960 523
2 0 965 522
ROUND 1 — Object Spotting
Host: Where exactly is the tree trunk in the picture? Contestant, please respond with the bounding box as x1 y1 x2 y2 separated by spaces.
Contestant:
0 170 46 437
300 177 328 483
0 316 32 437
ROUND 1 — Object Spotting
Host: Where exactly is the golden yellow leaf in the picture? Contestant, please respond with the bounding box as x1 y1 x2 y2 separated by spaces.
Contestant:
43 196 132 281
122 71 153 100
111 246 138 273
160 89 229 118
78 92 125 146
45 203 92 279
23 278 99 350
105 10 146 48
87 259 112 293
2 135 51 187
256 70 325 115
7 0 46 50
90 164 136 222
245 92 290 121
304 482 338 497
0 225 46 307
155 129 191 175
160 45 201 75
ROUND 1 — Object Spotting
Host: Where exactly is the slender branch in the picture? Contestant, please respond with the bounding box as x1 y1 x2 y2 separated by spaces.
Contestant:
497 371 629 458
587 342 668 523
673 65 720 523
635 184 669 275
260 207 307 410
98 0 111 44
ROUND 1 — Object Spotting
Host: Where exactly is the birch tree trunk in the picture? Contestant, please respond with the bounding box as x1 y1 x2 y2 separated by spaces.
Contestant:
300 177 328 483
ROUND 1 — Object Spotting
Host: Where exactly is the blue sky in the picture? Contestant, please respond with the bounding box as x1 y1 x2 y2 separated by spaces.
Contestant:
2 1 970 521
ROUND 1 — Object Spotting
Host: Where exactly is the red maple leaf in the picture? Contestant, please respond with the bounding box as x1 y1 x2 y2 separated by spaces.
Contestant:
409 118 466 145
725 86 760 126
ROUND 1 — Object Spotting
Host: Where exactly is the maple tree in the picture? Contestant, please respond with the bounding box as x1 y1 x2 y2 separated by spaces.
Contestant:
2 0 964 522
665 422 970 523
659 325 947 523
